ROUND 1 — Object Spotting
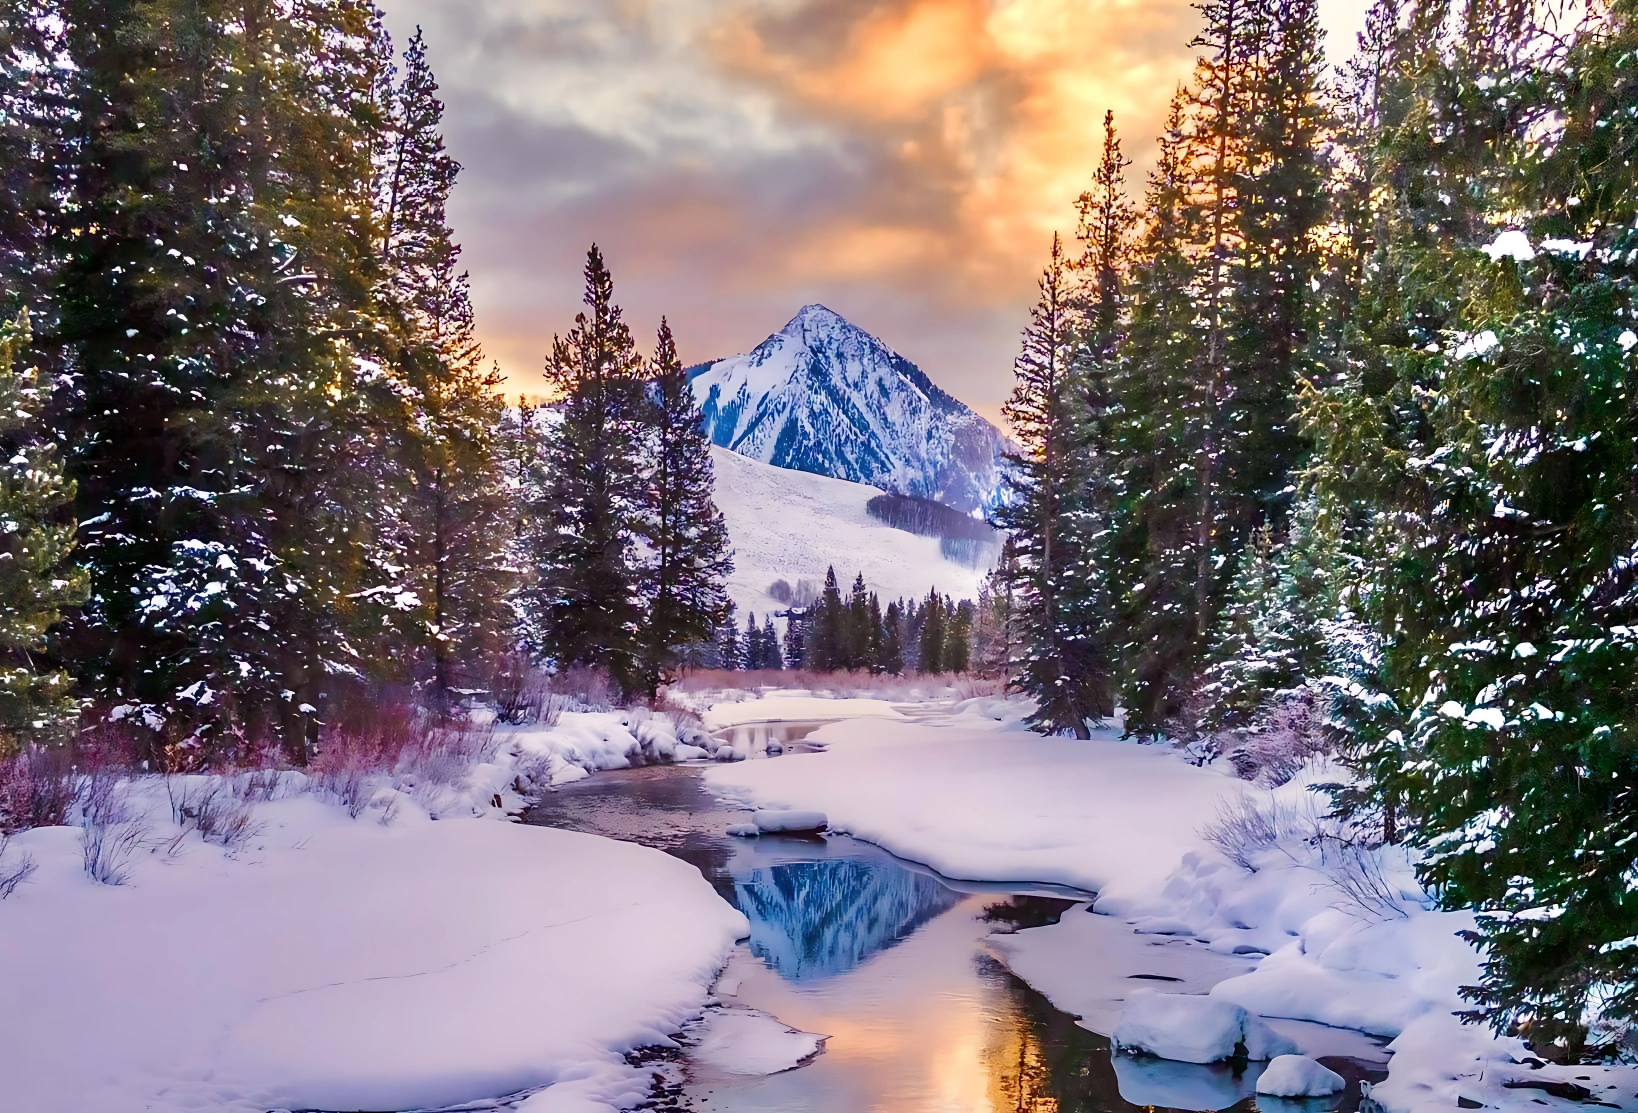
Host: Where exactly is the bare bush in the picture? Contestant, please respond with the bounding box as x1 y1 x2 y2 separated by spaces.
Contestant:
492 653 554 724
0 745 75 833
1201 793 1289 871
166 776 262 850
311 708 416 818
0 835 36 898
77 756 146 885
1209 687 1330 787
400 720 499 786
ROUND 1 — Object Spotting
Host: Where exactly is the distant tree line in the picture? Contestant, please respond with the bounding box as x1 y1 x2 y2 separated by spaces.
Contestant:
993 0 1638 1057
709 566 974 676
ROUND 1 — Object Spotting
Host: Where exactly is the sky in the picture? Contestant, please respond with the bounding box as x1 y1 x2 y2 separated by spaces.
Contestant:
381 0 1370 426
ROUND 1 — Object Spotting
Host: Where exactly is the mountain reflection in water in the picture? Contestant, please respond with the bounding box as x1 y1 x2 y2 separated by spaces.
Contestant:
728 842 963 980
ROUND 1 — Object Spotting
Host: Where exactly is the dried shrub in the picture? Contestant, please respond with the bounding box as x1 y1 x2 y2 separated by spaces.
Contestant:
0 745 75 833
0 835 35 898
311 704 420 818
549 666 613 711
76 741 145 885
166 776 262 850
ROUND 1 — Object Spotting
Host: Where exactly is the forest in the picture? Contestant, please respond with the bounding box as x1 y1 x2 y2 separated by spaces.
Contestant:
993 0 1638 1057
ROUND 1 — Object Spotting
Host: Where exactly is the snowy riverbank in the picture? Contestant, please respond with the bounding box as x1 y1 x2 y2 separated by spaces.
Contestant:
0 713 750 1113
704 703 1638 1113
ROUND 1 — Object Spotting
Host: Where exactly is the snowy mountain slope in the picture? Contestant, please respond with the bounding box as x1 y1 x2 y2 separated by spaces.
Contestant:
690 305 1008 512
709 446 985 620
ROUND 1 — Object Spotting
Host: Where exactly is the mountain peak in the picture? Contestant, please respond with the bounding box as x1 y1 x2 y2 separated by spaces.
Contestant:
690 309 1006 511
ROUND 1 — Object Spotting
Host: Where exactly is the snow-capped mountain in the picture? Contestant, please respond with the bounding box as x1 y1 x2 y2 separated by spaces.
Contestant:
689 305 1007 512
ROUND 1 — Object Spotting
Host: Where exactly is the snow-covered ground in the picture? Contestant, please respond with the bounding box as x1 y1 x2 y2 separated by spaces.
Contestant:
0 712 754 1113
710 445 987 618
703 705 1638 1113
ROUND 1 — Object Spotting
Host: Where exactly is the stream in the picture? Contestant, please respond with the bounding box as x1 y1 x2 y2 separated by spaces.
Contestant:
524 719 1387 1113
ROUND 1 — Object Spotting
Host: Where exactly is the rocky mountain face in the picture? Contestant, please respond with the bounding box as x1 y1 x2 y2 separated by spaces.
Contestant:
688 305 1007 512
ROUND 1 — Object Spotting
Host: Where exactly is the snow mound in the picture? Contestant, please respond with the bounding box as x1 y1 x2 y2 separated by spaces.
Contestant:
1256 1055 1346 1097
1112 991 1298 1064
701 695 905 731
687 1008 826 1076
753 809 828 833
726 823 760 837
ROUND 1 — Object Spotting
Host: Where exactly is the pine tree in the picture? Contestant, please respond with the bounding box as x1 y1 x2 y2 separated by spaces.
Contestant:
881 601 905 676
0 311 85 752
761 616 781 672
48 0 396 757
865 593 884 673
637 318 732 695
742 612 762 670
995 236 1106 736
782 613 806 670
808 566 845 672
716 603 739 672
918 590 946 675
376 27 513 707
524 246 646 698
944 599 973 674
845 572 870 670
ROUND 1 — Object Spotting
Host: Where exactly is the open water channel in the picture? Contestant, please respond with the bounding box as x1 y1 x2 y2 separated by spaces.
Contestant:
524 719 1385 1113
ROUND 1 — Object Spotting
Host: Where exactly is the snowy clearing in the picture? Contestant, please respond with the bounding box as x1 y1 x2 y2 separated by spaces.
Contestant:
699 694 906 731
0 728 748 1113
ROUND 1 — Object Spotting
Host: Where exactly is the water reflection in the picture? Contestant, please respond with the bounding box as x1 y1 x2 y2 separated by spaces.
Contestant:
524 760 1384 1113
729 839 963 979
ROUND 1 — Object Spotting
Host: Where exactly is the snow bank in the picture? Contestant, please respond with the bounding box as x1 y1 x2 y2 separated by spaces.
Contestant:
706 717 1250 901
0 773 747 1112
1257 1055 1345 1097
700 696 905 731
686 1008 826 1076
1112 991 1298 1063
753 809 828 833
1370 1012 1638 1113
504 708 714 790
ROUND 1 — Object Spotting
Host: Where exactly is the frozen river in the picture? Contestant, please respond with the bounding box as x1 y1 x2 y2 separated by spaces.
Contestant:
524 720 1383 1113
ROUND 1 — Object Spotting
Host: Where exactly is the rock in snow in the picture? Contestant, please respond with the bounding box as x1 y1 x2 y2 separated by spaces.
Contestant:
1256 1055 1347 1097
1112 991 1299 1064
690 304 1008 511
753 809 828 834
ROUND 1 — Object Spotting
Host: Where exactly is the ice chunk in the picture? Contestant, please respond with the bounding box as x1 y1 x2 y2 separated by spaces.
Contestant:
726 823 760 837
1256 1054 1346 1097
1113 991 1299 1064
688 1009 825 1075
753 809 828 833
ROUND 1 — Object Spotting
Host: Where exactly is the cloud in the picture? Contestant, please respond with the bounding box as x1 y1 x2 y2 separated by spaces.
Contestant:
382 0 1369 421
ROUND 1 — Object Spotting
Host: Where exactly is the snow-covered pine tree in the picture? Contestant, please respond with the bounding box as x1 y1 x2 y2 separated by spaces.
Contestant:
716 603 739 672
523 246 647 699
636 318 732 696
1109 97 1212 736
0 311 85 752
781 614 806 670
1344 0 1638 1053
994 235 1106 736
742 612 762 670
48 0 396 759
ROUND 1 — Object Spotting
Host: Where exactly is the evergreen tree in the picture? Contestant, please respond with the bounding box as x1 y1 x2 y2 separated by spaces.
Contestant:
782 613 806 670
944 599 973 674
918 590 946 675
523 246 646 698
808 566 845 671
995 236 1106 736
376 27 513 707
865 593 884 673
742 612 762 670
636 318 732 695
845 572 870 670
881 601 905 676
0 311 85 752
716 603 739 672
761 616 781 672
48 0 396 757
